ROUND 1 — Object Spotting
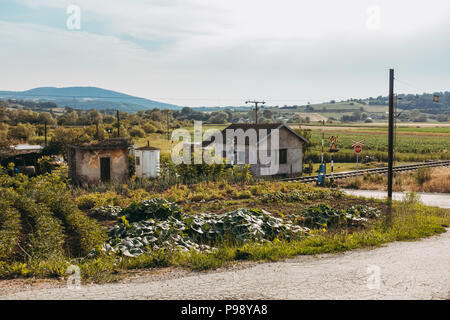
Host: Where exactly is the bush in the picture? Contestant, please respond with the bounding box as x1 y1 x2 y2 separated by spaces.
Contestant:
0 193 21 260
38 156 55 174
76 191 122 210
90 205 122 220
13 197 65 260
142 123 157 134
129 127 145 138
122 198 183 222
415 168 431 185
0 172 107 258
295 204 380 229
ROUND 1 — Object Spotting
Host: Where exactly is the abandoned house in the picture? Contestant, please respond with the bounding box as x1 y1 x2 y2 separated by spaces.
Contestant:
0 144 44 175
67 138 131 184
202 123 308 176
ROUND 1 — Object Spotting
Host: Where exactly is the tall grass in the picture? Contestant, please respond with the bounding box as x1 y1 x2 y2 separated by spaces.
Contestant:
338 166 450 193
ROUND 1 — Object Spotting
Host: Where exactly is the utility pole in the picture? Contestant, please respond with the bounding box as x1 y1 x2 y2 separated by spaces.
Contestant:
321 120 325 164
166 110 170 140
44 122 47 147
388 69 394 204
116 110 120 137
245 100 265 124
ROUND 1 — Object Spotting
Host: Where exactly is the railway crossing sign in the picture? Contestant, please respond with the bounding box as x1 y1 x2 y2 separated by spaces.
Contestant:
329 136 339 153
351 139 365 169
351 139 365 151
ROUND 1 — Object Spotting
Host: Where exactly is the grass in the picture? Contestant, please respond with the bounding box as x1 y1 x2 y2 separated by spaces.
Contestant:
337 166 450 193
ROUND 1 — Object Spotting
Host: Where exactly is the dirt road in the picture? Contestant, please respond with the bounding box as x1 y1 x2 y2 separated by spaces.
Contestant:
1 228 449 300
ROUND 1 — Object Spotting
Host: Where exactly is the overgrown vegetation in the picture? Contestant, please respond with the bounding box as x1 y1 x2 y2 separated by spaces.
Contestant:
0 167 448 282
337 166 450 193
0 172 107 266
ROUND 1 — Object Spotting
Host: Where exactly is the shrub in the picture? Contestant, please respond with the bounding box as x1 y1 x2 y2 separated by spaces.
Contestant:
415 168 431 185
129 127 145 138
295 204 380 229
0 192 21 260
142 123 157 134
13 197 65 260
121 198 183 222
38 156 55 174
90 205 122 220
76 192 122 210
1 172 108 258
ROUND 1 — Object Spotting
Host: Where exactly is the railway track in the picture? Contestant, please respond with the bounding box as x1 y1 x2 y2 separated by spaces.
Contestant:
280 160 450 183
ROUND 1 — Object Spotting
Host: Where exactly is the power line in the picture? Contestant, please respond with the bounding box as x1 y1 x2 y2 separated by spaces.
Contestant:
394 78 427 93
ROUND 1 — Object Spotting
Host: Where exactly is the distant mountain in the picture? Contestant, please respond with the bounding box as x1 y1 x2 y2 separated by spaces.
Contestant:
0 87 182 112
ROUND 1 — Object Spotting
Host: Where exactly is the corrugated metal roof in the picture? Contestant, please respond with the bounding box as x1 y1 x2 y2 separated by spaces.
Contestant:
13 144 43 151
136 145 160 151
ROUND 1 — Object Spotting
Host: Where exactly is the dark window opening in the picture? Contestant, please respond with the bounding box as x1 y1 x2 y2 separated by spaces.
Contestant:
279 149 287 164
136 156 140 166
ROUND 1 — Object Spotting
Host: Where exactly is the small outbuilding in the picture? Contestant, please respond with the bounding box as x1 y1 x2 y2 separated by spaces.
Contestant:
135 142 160 179
67 138 131 184
0 144 44 175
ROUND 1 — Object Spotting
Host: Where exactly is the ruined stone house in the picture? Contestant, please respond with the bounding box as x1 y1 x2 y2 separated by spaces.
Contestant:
67 138 131 184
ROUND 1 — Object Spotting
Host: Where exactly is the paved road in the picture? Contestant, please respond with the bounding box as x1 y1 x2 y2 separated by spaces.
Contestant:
1 229 449 300
342 189 450 209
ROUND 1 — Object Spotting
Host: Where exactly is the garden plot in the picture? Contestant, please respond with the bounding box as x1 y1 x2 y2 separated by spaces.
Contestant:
91 199 381 258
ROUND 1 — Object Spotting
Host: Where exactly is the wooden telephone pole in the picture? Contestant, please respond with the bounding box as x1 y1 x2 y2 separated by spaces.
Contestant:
245 100 265 124
116 110 120 137
44 122 47 147
388 69 394 204
166 110 170 140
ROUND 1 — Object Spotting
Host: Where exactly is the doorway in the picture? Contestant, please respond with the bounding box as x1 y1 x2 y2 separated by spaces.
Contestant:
100 157 111 182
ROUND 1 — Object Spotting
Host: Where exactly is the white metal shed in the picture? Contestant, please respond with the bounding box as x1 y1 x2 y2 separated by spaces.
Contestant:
135 142 160 179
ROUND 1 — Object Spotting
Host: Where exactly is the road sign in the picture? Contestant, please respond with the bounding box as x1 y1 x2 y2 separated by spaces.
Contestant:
351 139 365 170
329 136 339 153
351 139 366 148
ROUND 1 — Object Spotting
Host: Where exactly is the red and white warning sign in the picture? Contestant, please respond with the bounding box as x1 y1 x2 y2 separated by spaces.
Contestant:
351 139 365 154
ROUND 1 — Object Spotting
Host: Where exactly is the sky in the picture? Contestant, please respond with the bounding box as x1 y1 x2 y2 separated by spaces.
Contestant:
0 0 449 107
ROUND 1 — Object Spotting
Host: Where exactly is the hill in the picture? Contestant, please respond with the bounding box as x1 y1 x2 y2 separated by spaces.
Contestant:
0 87 182 112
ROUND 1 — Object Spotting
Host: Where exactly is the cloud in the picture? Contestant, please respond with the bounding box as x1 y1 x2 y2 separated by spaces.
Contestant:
1 0 449 106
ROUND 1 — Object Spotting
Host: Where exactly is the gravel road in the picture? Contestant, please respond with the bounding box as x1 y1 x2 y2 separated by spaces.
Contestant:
1 229 449 300
342 189 450 209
